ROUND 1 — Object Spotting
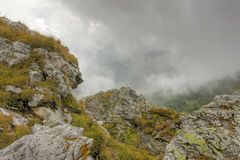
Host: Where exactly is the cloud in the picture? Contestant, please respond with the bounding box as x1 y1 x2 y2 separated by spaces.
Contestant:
1 0 240 97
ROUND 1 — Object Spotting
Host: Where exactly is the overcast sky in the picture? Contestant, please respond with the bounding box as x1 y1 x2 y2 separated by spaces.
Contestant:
1 0 240 98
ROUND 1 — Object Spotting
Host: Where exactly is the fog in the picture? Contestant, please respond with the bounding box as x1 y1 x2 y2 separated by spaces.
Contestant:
1 0 240 98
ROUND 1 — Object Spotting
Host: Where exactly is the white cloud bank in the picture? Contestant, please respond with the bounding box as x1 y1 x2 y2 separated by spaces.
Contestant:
1 0 240 98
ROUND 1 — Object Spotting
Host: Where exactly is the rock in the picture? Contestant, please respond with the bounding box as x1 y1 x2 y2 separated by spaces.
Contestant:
29 63 43 83
164 91 240 160
32 48 82 95
28 94 44 107
0 124 93 160
29 70 43 83
80 87 181 157
1 17 28 32
0 108 28 125
0 37 31 66
33 107 71 127
5 85 22 94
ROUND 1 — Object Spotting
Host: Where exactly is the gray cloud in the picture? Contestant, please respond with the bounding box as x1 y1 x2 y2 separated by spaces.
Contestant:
60 0 240 95
1 0 240 97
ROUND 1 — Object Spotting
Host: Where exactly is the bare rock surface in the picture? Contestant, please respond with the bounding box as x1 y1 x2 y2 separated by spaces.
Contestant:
0 124 93 160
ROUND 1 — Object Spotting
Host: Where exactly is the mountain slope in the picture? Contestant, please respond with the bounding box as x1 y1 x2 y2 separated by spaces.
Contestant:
0 17 93 160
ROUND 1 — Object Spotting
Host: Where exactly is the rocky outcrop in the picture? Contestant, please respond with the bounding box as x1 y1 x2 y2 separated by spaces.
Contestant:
0 37 82 95
0 124 93 160
0 17 92 160
164 91 240 160
80 87 181 158
0 18 82 111
82 87 149 122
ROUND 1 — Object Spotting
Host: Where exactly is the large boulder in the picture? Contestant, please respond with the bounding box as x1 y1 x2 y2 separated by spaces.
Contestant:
0 124 93 160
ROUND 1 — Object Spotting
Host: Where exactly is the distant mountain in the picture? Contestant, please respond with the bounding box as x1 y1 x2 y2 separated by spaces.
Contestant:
147 73 240 112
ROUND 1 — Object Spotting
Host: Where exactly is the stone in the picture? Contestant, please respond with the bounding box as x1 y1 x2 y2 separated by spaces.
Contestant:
33 107 71 127
28 94 44 107
5 85 22 94
33 48 82 95
0 37 31 66
29 70 43 83
0 108 28 126
0 124 93 160
80 87 181 157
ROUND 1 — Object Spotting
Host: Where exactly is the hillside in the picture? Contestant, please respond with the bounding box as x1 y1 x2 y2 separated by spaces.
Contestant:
0 17 240 160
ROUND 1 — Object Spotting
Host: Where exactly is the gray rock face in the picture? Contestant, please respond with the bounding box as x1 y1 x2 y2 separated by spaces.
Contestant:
164 91 240 160
0 35 82 110
33 48 82 95
0 124 93 160
0 36 82 96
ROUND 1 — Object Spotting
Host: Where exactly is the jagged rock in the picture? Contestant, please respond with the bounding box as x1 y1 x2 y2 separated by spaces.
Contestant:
0 108 28 125
82 87 148 122
5 85 22 94
0 124 93 160
164 91 240 160
33 48 82 95
33 107 71 126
